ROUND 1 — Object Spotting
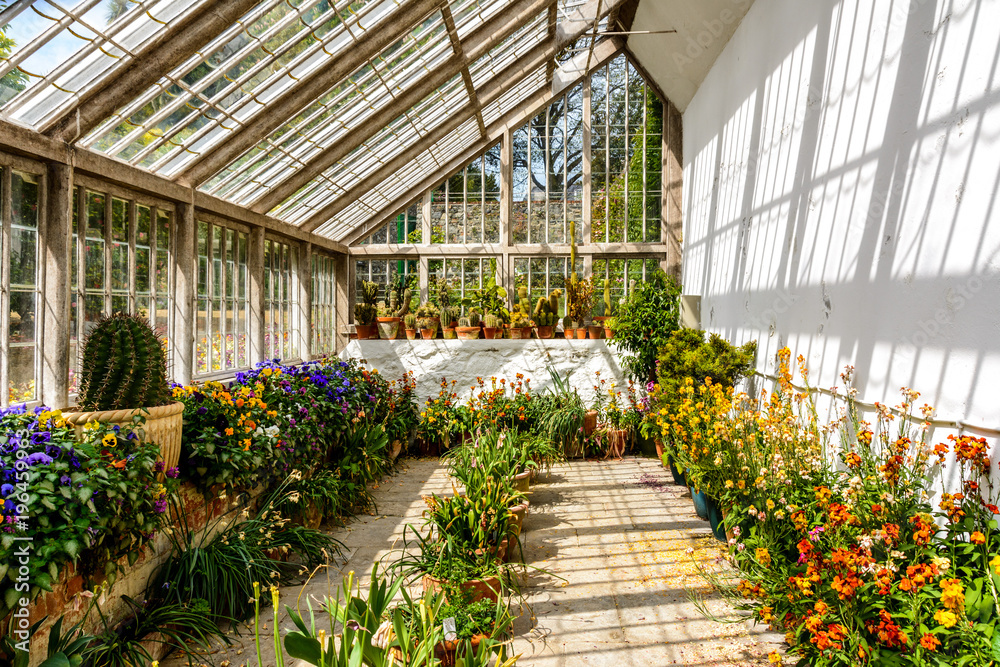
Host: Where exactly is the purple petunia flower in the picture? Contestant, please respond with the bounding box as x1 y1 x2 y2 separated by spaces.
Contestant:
166 467 179 479
24 452 54 466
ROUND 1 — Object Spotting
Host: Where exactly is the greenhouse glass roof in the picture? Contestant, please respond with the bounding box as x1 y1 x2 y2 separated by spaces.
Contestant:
0 0 627 242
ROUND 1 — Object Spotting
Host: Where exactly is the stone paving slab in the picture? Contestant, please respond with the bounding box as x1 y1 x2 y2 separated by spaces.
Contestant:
164 457 782 667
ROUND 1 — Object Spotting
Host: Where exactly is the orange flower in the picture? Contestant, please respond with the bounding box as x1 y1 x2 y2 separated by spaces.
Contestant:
110 459 127 470
920 633 940 651
225 427 234 436
970 531 986 545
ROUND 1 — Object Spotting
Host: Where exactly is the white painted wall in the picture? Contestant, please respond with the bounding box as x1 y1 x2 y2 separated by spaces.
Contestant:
340 339 629 407
679 0 1000 479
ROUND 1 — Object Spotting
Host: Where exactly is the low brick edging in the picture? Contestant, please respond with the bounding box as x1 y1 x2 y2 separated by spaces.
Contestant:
9 482 264 667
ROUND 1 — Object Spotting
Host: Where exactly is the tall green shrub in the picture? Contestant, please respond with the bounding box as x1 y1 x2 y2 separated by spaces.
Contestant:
610 271 681 382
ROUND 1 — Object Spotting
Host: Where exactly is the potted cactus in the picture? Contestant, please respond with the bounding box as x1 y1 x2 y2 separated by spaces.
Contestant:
509 311 533 339
63 313 183 472
567 276 594 339
355 280 380 339
416 302 441 339
404 313 418 340
377 276 411 339
483 313 501 340
456 313 481 340
532 289 561 339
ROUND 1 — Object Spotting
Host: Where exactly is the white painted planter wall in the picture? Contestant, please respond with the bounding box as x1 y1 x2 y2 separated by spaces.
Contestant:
340 340 630 407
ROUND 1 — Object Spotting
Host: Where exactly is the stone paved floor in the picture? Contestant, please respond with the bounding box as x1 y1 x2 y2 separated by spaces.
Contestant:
165 457 782 667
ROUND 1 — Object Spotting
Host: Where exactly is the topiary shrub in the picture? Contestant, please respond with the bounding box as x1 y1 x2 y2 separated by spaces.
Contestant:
78 312 171 411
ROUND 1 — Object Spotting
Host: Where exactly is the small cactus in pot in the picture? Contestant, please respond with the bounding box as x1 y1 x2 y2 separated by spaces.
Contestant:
404 313 418 340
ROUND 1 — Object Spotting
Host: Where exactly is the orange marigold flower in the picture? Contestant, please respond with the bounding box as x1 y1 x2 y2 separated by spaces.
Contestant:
970 531 986 545
920 633 941 651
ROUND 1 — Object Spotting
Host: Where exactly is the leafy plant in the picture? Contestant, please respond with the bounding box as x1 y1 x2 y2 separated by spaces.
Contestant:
610 270 681 382
77 312 171 411
355 281 379 326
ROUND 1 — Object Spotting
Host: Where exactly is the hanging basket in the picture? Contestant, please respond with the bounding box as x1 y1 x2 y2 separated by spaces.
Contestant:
62 402 185 473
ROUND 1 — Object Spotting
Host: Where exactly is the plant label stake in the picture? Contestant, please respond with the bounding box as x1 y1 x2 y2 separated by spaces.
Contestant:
443 617 457 641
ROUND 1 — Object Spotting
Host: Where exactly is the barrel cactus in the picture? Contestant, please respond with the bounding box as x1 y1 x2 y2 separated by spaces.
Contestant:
78 312 171 411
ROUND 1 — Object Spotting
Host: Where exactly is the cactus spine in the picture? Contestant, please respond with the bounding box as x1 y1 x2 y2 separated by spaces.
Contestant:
78 312 171 411
484 313 500 329
404 313 417 329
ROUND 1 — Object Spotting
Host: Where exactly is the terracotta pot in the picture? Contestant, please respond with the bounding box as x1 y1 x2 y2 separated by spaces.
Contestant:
588 324 604 339
510 326 531 339
354 323 379 339
575 327 588 339
605 428 628 458
302 503 322 529
512 470 531 493
483 327 499 340
442 327 457 339
435 634 488 667
655 439 665 460
417 317 440 337
377 317 401 339
389 439 403 461
63 401 184 475
535 325 554 339
420 329 435 339
422 574 501 604
583 409 598 435
507 499 530 561
563 327 574 338
604 326 614 339
405 328 418 340
455 326 480 340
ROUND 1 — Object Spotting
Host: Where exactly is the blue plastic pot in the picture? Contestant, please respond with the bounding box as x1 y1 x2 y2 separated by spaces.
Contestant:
706 496 727 542
690 485 709 520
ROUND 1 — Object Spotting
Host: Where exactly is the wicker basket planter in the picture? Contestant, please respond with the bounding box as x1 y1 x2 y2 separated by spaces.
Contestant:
62 401 184 472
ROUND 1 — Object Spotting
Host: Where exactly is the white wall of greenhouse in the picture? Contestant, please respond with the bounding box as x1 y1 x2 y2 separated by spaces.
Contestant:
680 0 1000 457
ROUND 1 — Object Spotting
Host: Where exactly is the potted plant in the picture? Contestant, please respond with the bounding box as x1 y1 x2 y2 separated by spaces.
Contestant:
441 306 458 339
404 312 418 340
509 311 532 339
354 280 379 339
483 313 501 340
532 289 560 339
611 270 682 382
456 314 481 340
63 312 183 472
416 302 441 339
377 275 411 339
567 276 594 338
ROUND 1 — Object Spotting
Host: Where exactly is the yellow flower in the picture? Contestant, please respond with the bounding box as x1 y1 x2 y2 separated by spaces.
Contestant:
991 554 1000 576
940 578 964 611
101 433 117 448
934 609 957 628
970 531 986 545
768 651 782 665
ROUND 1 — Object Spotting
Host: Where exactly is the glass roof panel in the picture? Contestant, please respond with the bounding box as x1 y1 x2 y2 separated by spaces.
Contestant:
481 65 547 126
198 9 452 206
468 11 546 90
316 116 481 240
449 0 508 40
0 0 203 127
270 72 468 224
82 0 408 177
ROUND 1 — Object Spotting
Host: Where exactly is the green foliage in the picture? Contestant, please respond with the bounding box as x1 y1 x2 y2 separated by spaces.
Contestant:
655 329 757 411
77 312 171 411
484 313 501 328
0 409 170 618
566 276 594 324
355 281 379 325
610 270 682 381
152 477 344 623
462 259 508 320
404 313 418 329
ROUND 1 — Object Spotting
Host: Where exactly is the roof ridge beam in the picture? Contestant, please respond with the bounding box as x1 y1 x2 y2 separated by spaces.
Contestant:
177 0 446 188
250 0 556 215
42 0 261 144
339 36 624 245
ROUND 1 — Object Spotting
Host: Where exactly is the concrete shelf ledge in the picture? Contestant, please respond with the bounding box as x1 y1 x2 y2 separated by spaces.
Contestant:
340 339 629 404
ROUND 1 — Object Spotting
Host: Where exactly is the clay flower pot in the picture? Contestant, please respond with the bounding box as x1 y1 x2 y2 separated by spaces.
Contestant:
535 325 554 339
422 574 501 603
455 326 480 340
583 410 598 435
604 326 614 339
588 324 604 339
405 328 418 340
562 327 574 338
354 323 379 339
420 329 435 339
512 470 530 493
483 327 500 339
575 328 587 339
435 635 488 667
442 327 457 339
377 317 401 339
510 326 532 340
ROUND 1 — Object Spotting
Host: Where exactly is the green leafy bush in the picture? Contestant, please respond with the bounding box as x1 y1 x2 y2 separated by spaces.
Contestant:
610 271 682 382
